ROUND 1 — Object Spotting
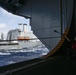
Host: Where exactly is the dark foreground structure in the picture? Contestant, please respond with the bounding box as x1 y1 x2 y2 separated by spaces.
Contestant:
0 0 76 75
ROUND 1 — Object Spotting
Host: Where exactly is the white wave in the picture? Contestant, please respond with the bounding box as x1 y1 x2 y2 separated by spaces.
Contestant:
42 53 48 55
0 45 49 53
0 52 11 55
6 61 16 65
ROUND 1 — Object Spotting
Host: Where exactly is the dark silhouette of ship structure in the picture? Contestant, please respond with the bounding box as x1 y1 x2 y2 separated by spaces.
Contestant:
0 0 76 75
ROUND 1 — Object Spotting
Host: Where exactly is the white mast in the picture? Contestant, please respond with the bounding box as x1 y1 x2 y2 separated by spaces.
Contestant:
18 23 22 30
23 24 28 32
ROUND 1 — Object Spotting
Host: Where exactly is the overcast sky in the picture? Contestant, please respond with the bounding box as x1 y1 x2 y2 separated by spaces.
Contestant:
0 7 30 39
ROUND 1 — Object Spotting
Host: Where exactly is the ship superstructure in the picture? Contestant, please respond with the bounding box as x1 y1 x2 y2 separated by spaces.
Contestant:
0 24 42 50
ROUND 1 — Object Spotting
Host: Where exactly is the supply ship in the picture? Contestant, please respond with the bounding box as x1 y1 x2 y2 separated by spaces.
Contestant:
0 24 42 50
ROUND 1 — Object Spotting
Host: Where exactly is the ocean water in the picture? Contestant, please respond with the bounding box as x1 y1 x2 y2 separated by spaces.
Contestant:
0 45 49 67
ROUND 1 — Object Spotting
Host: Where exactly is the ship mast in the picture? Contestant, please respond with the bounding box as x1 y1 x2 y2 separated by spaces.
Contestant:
23 24 28 32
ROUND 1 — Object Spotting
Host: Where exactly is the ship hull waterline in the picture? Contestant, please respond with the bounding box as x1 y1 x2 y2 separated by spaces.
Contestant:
0 41 42 50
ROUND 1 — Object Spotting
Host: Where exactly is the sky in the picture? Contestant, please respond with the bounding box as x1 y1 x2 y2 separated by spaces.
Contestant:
0 7 30 39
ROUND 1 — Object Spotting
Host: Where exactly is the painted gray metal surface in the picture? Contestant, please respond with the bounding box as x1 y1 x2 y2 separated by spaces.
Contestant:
0 0 74 51
18 0 61 50
62 0 74 32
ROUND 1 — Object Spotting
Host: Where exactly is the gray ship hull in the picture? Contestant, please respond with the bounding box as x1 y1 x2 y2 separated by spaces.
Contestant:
0 41 42 50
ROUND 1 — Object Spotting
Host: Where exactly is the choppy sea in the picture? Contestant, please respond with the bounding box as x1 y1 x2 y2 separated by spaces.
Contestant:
0 45 49 67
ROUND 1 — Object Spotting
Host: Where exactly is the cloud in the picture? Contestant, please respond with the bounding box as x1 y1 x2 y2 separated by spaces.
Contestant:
0 23 6 29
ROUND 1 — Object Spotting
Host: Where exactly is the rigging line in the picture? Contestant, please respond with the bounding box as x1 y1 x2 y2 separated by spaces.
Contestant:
30 36 60 40
0 36 61 42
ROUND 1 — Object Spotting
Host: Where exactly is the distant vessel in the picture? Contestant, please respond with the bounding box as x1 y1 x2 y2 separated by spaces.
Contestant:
0 24 42 50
